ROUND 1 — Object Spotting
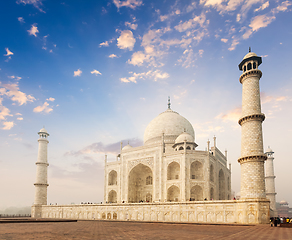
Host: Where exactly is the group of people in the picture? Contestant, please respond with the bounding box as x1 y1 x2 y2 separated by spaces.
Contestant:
270 217 292 226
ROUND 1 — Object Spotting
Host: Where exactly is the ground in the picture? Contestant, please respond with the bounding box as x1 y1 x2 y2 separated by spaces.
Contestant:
0 220 292 240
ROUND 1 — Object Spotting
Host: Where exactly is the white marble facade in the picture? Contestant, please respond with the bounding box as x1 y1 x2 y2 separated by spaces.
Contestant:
32 51 271 224
105 107 232 204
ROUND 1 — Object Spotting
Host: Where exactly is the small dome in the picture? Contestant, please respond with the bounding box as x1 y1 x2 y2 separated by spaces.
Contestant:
175 132 194 144
266 146 273 153
243 52 257 60
280 200 288 205
144 109 194 145
39 127 47 133
122 144 132 150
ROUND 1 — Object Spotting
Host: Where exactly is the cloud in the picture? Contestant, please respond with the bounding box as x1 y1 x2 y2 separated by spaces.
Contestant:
120 70 169 83
8 76 21 80
18 17 25 23
16 0 45 13
113 0 142 9
249 14 276 32
4 48 13 56
273 0 292 12
117 30 136 51
254 1 269 12
46 97 55 102
2 121 14 130
216 107 242 122
99 41 109 47
17 117 23 120
221 38 228 43
0 82 35 105
33 102 53 114
177 49 204 68
27 24 39 37
91 70 102 76
125 21 138 30
174 13 206 32
73 69 82 77
65 138 143 156
0 105 12 120
128 51 148 66
108 54 118 58
228 36 240 51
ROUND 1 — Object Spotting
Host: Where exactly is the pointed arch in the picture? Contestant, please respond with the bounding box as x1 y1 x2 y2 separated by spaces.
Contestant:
128 163 153 203
190 161 203 180
210 164 214 182
210 187 214 200
167 185 180 202
108 190 117 203
219 169 225 200
167 162 180 180
108 170 117 185
190 185 203 201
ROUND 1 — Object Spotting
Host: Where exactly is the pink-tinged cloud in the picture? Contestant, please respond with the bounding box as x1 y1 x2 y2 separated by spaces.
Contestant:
74 69 82 77
33 102 53 114
2 121 14 130
113 0 142 9
27 24 39 37
216 107 242 122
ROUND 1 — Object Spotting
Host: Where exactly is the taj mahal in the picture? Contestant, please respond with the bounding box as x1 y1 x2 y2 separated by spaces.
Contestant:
31 50 277 224
105 101 231 204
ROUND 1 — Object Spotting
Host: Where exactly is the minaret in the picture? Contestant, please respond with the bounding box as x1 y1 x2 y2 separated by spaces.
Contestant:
265 147 277 216
238 50 267 199
34 127 49 205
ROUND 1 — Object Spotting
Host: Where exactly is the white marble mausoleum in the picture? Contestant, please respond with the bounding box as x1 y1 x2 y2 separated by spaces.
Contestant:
105 102 231 204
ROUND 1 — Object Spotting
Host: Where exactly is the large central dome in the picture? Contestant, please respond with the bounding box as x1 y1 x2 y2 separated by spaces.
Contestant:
144 108 194 145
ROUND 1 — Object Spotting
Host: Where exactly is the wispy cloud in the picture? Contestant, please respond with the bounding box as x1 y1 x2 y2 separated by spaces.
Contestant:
125 21 138 30
0 82 35 105
0 105 12 120
117 30 136 51
16 0 45 13
99 41 109 47
91 70 102 76
216 107 242 122
33 102 53 114
108 54 118 58
64 138 143 157
73 69 82 77
113 0 142 10
17 17 25 23
254 1 269 12
46 97 55 102
4 48 13 56
2 121 14 130
120 70 169 83
27 24 39 37
8 76 21 80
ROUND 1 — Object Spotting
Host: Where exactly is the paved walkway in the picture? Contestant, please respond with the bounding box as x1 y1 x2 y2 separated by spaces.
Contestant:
0 220 291 240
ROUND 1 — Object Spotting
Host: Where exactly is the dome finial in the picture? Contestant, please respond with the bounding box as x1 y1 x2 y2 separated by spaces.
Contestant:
168 96 171 109
249 47 251 52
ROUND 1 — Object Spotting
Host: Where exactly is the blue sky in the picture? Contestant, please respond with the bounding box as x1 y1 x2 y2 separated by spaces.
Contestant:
0 0 292 210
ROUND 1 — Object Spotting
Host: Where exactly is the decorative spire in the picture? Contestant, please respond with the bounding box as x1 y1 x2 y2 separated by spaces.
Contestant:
249 47 251 52
168 96 171 109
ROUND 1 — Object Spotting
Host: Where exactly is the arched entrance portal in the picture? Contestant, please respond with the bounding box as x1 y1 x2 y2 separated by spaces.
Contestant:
167 185 180 202
128 164 153 203
108 190 117 203
190 185 203 201
219 169 225 200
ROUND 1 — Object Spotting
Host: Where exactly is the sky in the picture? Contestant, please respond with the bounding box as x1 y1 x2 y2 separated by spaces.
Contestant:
0 0 292 211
